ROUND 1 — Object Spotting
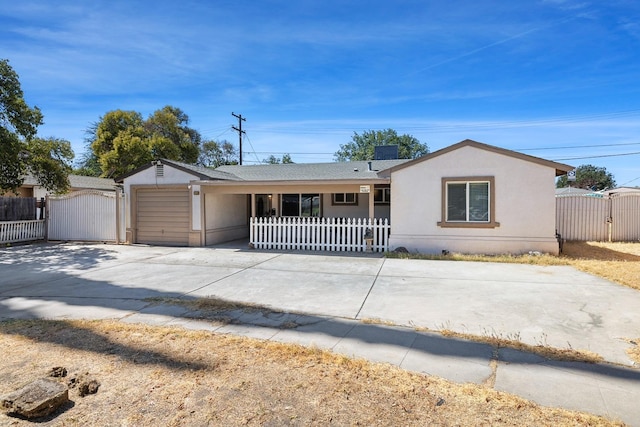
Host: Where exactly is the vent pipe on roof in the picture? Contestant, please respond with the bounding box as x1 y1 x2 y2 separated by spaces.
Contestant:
367 161 372 171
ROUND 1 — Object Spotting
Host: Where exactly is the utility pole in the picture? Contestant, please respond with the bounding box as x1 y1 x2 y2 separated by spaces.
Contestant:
232 112 246 165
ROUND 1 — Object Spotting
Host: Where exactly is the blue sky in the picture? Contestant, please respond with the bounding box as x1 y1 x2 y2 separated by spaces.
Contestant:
2 0 640 186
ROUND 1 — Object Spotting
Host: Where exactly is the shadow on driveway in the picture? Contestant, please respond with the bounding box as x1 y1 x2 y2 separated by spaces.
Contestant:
1 243 639 383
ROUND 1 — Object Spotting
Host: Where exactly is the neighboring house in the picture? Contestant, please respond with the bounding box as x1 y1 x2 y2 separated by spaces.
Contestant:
604 186 640 195
117 139 572 254
10 174 116 198
555 187 603 197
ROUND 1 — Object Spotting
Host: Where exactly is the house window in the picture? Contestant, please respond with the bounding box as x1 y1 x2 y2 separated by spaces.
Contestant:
374 187 390 204
438 177 499 228
282 194 321 217
332 193 358 205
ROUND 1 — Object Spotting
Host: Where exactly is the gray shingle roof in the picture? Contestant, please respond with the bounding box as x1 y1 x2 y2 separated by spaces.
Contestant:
161 159 241 181
215 159 410 181
22 174 115 190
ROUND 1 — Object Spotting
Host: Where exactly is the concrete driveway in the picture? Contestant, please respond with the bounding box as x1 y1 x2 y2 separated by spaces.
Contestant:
1 242 640 425
1 242 638 365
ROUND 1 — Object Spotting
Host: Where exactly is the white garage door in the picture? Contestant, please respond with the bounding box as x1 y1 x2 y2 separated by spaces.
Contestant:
136 188 190 246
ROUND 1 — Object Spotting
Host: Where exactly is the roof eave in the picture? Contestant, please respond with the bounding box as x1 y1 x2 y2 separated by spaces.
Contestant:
382 139 574 176
192 177 391 186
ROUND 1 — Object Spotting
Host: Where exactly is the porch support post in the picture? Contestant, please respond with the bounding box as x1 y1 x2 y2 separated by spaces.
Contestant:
250 193 256 218
368 189 374 220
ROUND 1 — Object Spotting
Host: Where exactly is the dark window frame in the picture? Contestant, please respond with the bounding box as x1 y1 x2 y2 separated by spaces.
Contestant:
374 186 390 205
437 176 500 229
332 192 358 205
281 193 322 217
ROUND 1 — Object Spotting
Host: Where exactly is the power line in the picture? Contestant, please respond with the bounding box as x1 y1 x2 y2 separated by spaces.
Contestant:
242 133 261 164
202 127 234 141
620 176 640 186
249 151 334 155
521 142 640 151
552 151 640 161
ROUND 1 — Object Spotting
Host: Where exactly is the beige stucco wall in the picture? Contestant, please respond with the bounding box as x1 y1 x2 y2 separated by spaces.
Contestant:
204 192 249 245
323 193 369 218
389 145 560 255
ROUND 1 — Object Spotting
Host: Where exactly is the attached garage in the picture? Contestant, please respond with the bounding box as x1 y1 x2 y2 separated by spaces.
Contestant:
135 187 190 246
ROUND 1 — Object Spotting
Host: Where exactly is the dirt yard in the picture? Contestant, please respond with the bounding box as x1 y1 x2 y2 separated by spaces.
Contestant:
0 320 622 426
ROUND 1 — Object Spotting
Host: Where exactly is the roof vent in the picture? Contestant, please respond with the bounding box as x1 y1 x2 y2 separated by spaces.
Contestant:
156 163 164 177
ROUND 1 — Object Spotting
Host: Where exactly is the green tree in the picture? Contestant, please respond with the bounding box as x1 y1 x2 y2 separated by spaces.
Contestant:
26 137 74 193
145 106 200 163
262 153 294 164
1 59 72 193
556 164 616 191
334 129 428 161
85 106 202 178
199 140 238 167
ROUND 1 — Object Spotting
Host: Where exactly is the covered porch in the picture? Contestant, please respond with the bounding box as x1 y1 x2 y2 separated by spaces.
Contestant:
195 179 392 252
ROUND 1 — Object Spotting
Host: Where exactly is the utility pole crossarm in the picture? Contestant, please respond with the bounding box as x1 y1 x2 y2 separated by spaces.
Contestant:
232 112 246 165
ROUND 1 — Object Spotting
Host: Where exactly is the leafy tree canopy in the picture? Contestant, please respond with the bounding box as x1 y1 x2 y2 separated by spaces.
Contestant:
334 129 429 161
1 59 73 194
199 139 238 168
262 153 293 164
83 106 202 178
556 164 616 191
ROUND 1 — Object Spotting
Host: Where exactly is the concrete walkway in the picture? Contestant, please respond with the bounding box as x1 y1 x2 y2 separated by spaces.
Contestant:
1 242 639 425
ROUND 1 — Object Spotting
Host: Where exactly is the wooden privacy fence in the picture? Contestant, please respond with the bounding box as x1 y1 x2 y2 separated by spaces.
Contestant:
0 197 37 221
556 193 640 241
0 220 45 244
250 217 390 252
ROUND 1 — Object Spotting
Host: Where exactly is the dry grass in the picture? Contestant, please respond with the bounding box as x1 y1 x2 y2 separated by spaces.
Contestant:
387 241 640 291
560 241 640 291
0 320 622 426
419 324 603 364
625 338 640 364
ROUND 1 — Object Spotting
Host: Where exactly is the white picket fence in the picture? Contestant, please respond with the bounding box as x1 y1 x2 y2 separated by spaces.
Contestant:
250 217 390 252
0 220 45 244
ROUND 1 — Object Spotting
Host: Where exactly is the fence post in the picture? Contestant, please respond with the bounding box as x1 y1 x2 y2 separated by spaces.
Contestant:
115 187 122 244
44 195 50 242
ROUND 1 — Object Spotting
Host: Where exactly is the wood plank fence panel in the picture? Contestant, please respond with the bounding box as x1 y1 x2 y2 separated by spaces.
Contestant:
0 197 36 221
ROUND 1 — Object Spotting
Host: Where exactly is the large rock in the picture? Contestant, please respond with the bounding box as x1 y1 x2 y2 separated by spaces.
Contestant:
1 378 69 419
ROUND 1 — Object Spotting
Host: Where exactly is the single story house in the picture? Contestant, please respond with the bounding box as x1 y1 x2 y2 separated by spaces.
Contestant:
117 139 572 255
117 158 407 247
7 174 116 198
